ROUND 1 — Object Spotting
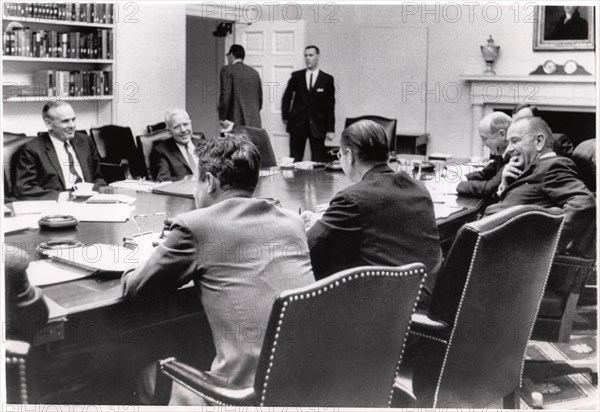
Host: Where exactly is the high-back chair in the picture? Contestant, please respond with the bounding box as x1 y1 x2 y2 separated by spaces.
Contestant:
3 132 36 197
396 205 565 409
229 126 277 168
136 129 173 179
6 340 32 403
345 115 397 153
147 121 167 134
153 264 428 407
90 125 146 181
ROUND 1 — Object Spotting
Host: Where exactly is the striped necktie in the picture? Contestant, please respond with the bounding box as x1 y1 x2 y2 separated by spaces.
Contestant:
64 141 83 184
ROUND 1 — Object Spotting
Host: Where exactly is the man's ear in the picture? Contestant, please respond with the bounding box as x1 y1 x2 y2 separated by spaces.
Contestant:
206 172 220 193
535 133 546 151
43 117 51 130
347 148 355 165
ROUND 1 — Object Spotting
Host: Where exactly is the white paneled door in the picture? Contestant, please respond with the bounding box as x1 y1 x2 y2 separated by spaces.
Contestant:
235 20 305 159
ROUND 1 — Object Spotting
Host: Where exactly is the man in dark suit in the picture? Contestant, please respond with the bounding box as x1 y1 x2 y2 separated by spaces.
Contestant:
281 45 335 162
218 44 262 129
123 134 314 405
150 109 204 181
13 102 105 200
302 120 442 301
485 117 595 254
456 112 512 199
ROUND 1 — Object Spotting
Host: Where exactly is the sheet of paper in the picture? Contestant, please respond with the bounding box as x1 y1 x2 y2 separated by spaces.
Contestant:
3 214 41 234
434 204 466 220
40 243 143 272
259 168 279 177
110 179 172 192
27 259 95 286
86 193 137 204
12 200 58 215
55 203 134 222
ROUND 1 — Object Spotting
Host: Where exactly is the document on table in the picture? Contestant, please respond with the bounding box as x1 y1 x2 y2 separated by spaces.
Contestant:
12 200 58 215
27 259 96 286
39 243 143 272
55 202 134 222
3 214 41 233
110 179 172 192
86 193 136 204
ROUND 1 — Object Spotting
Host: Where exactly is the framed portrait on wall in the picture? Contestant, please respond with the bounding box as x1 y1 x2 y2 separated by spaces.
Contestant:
533 5 595 51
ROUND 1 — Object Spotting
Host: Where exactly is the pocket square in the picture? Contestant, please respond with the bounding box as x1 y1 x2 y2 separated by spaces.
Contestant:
317 88 324 92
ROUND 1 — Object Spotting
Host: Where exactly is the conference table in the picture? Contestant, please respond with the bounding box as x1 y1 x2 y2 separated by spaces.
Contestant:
5 164 482 402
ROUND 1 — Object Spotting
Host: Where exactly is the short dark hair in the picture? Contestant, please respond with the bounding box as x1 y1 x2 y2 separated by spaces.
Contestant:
517 117 555 149
195 134 261 192
227 44 245 60
341 120 389 163
512 103 540 117
305 45 320 54
42 101 70 120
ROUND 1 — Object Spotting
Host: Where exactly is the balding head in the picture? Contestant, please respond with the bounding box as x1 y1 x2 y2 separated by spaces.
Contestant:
478 112 512 155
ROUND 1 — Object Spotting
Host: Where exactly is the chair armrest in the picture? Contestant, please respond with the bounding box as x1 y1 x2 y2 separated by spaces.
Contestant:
410 313 451 341
154 358 258 406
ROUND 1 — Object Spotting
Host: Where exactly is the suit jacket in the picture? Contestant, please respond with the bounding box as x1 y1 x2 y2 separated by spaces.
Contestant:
281 69 335 139
307 164 442 292
218 62 262 128
13 132 105 200
150 137 203 182
485 155 595 253
456 154 509 199
122 196 315 389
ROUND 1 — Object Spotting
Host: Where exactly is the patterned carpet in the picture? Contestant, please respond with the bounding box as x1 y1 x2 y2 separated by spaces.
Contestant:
522 305 598 410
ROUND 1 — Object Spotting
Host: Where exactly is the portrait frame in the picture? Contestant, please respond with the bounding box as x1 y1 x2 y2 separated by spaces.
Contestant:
533 5 595 51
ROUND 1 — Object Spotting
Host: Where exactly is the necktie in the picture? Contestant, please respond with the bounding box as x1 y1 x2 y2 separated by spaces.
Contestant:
185 144 196 171
64 141 83 184
309 72 313 91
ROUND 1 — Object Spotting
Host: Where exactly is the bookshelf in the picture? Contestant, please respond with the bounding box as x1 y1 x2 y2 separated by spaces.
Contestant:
2 3 115 131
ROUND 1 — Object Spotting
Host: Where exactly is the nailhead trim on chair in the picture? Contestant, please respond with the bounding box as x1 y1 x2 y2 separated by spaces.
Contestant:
409 331 448 344
432 211 564 408
517 220 564 389
6 356 29 403
260 267 426 407
389 268 428 407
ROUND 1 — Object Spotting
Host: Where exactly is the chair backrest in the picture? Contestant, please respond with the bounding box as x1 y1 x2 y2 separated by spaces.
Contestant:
427 205 564 408
344 115 397 153
254 263 427 407
136 129 173 178
90 125 146 178
3 132 36 196
5 340 31 403
147 121 167 134
234 126 277 168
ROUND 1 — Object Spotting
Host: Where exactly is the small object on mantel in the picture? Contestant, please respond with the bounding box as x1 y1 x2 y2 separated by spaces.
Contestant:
480 35 500 75
530 60 591 76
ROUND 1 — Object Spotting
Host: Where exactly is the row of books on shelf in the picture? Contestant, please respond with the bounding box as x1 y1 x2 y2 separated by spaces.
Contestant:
3 28 112 59
3 70 113 99
3 3 114 24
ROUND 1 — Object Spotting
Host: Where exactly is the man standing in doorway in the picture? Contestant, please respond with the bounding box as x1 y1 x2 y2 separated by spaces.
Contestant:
281 45 335 162
218 44 263 129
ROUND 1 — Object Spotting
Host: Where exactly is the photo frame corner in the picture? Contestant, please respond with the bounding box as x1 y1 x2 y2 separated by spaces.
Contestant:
533 5 595 52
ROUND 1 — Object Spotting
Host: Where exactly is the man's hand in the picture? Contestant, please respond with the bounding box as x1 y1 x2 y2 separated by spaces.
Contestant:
500 157 523 189
326 132 335 141
300 210 323 231
152 218 173 247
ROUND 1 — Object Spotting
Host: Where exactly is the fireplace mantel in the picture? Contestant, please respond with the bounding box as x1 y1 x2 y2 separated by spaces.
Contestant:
462 74 596 157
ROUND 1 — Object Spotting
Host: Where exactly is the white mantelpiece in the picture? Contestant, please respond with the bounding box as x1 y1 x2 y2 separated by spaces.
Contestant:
462 75 596 157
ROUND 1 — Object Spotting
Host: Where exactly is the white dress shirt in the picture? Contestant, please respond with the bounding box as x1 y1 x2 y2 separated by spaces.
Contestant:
306 68 319 90
48 135 85 189
176 141 199 174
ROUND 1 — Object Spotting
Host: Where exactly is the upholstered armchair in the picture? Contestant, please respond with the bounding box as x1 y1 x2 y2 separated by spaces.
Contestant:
395 205 565 409
154 264 428 406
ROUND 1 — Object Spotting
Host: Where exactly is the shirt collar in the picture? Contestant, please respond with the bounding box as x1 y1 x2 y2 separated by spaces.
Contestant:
539 152 556 160
49 134 71 148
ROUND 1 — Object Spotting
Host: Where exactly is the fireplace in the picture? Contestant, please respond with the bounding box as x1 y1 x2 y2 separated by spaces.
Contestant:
462 75 596 157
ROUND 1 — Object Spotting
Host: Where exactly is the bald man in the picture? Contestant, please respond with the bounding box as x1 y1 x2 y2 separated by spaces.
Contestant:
485 117 595 253
456 112 512 199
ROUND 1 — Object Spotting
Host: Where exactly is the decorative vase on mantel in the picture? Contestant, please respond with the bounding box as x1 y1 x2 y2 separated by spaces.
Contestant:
480 35 500 75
